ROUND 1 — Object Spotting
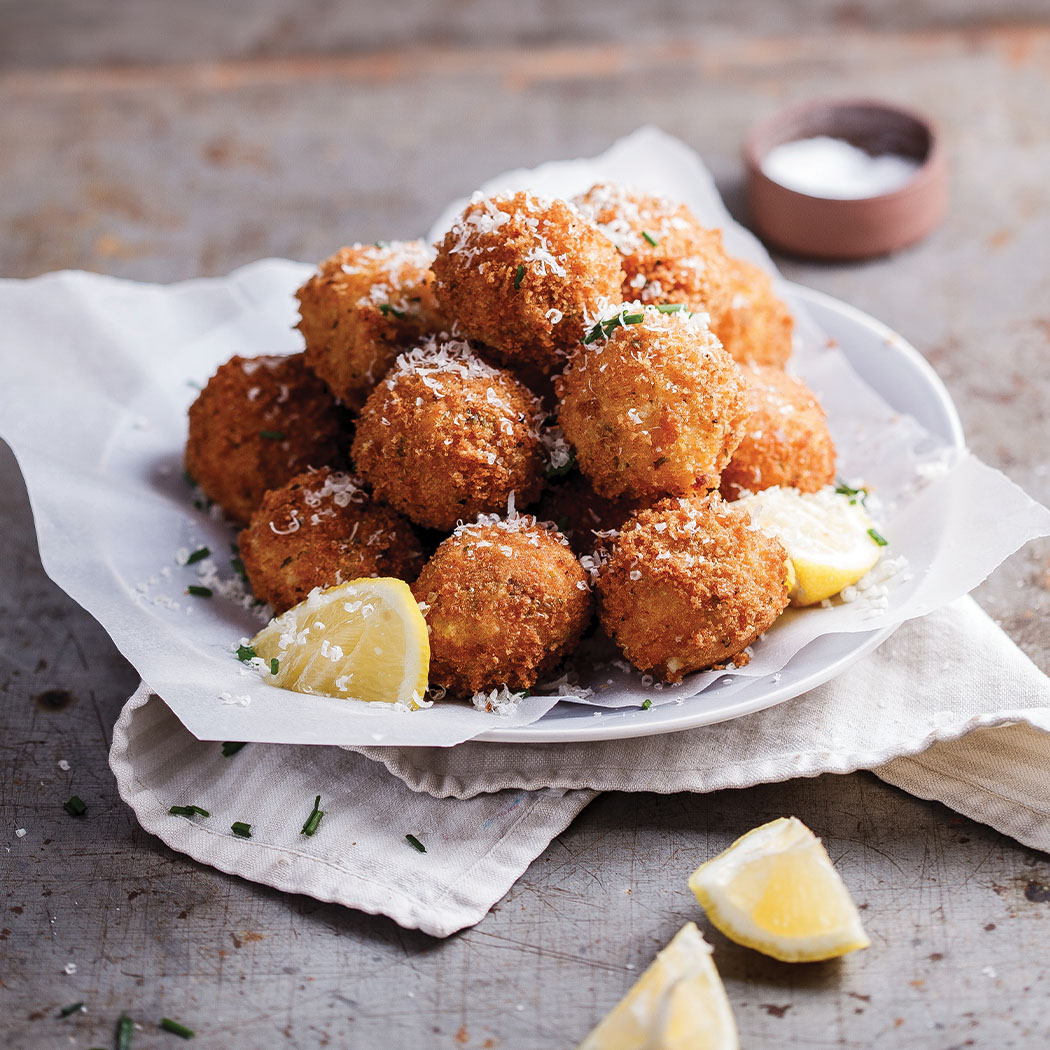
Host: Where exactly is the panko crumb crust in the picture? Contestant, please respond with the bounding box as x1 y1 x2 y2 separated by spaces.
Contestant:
556 305 748 502
712 257 794 368
574 184 793 368
185 353 349 525
351 338 545 531
597 495 790 682
238 466 423 613
412 515 593 695
720 365 837 501
432 191 624 375
296 241 444 411
574 183 733 318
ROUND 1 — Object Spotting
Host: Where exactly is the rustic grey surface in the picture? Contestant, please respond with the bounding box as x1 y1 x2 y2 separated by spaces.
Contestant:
3 4 1050 1047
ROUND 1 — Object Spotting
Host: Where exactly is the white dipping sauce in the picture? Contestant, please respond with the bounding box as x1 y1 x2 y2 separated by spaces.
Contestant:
761 135 921 199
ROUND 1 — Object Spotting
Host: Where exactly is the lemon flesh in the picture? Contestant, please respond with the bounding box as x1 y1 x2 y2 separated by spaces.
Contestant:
736 486 882 606
576 922 739 1050
251 577 429 705
688 817 870 963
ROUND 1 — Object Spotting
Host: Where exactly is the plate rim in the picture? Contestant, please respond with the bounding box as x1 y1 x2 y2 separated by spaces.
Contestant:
473 282 965 744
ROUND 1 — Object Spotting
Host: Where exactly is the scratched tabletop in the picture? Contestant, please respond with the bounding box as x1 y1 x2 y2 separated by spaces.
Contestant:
4 3 1050 1047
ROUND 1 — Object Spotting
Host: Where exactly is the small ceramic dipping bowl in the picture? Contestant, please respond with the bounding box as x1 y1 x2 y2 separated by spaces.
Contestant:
745 98 948 260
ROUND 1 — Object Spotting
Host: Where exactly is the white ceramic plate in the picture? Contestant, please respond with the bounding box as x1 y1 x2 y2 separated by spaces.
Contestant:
476 284 965 743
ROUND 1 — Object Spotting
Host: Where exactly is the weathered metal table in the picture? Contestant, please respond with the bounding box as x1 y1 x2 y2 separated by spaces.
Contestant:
4 4 1050 1046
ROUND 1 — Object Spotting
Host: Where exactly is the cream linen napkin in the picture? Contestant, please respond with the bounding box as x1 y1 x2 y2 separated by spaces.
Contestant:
108 689 596 937
110 596 1050 938
350 597 1050 849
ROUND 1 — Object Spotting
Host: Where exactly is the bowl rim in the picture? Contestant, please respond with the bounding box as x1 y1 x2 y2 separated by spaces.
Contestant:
744 96 945 205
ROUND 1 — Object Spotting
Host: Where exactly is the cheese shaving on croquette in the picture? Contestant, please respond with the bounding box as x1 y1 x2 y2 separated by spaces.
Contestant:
444 190 579 268
386 337 512 391
574 183 697 254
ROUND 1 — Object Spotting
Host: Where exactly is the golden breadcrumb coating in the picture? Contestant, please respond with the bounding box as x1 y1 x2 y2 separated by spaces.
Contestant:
238 467 423 613
575 184 793 368
351 338 545 531
574 182 733 316
296 241 444 411
432 191 624 375
533 471 645 557
185 353 349 525
720 365 836 501
597 495 790 682
556 304 748 501
412 515 592 696
711 257 794 368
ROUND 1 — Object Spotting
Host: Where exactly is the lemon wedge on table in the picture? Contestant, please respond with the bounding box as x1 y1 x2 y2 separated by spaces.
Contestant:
688 816 870 963
250 578 429 705
736 486 883 606
577 922 739 1050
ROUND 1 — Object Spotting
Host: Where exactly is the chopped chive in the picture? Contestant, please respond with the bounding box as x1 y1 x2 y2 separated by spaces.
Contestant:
168 805 210 818
117 1013 134 1050
231 556 247 580
555 516 571 534
378 303 405 319
405 834 426 853
642 699 652 710
867 527 888 547
655 303 686 314
301 795 324 837
544 453 577 481
513 263 526 290
583 311 650 344
835 479 868 506
221 741 247 757
641 230 659 247
59 1001 85 1017
236 644 257 663
159 1018 195 1039
231 822 252 838
185 547 210 565
186 585 212 598
259 430 285 441
269 658 280 676
63 795 87 817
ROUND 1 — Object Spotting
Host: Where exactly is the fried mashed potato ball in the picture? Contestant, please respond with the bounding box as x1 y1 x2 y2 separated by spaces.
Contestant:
574 183 733 316
596 494 790 682
238 467 423 613
412 514 592 696
432 191 624 375
574 183 793 368
295 241 444 411
711 257 794 368
351 338 545 531
185 353 349 525
720 365 837 501
556 304 748 502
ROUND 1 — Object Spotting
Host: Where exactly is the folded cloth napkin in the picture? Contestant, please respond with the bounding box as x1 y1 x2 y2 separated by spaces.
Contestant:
110 595 1050 936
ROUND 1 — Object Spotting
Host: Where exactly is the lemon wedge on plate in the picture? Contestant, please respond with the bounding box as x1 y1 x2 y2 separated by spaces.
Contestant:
688 817 870 963
251 577 429 705
736 486 883 606
577 922 738 1050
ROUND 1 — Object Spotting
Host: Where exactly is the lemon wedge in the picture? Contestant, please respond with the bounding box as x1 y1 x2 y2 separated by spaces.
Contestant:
251 577 429 705
688 817 870 963
736 486 882 606
576 922 738 1050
